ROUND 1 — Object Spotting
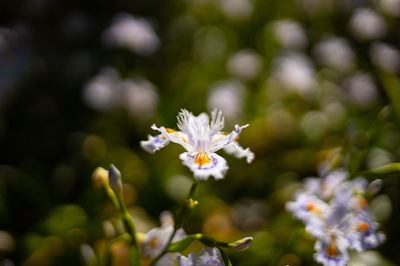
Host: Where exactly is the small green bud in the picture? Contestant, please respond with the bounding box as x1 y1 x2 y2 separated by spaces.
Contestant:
229 237 253 251
109 164 122 196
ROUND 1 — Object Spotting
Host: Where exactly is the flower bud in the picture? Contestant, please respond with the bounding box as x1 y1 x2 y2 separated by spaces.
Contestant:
368 179 383 195
187 198 199 209
109 164 122 196
229 236 253 251
92 167 109 187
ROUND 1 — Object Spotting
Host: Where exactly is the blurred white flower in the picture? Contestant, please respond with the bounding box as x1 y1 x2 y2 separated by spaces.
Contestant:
227 49 262 80
344 72 378 106
119 79 158 120
103 13 159 55
272 19 307 49
83 67 120 111
83 68 158 119
377 0 400 17
207 79 246 122
178 247 225 266
367 148 393 169
272 52 316 96
349 8 387 40
220 0 253 21
314 36 355 72
370 42 400 73
141 211 186 266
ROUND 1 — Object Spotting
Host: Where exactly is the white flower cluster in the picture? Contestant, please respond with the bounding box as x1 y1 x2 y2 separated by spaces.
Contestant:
287 170 385 266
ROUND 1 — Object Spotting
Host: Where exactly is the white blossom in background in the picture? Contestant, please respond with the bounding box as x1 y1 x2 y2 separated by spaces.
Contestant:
287 170 385 266
344 72 378 106
207 80 246 122
220 0 253 21
313 36 355 72
83 67 120 111
83 68 159 119
177 247 225 266
272 19 307 49
227 49 263 80
103 13 160 55
377 0 400 17
141 109 254 180
348 8 387 40
272 52 316 96
141 211 186 266
118 79 158 120
370 42 400 73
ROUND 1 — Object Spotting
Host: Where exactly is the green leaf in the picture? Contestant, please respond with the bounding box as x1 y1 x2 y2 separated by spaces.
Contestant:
362 163 400 176
167 235 197 252
379 71 400 123
218 247 233 266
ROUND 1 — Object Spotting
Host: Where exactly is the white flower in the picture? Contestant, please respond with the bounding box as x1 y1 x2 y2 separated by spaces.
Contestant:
272 19 307 49
313 36 355 72
348 8 387 40
118 79 158 120
287 170 385 266
141 109 254 180
141 211 186 265
370 42 400 73
272 52 316 96
227 49 263 80
177 247 225 266
207 80 246 123
83 67 120 111
103 13 159 55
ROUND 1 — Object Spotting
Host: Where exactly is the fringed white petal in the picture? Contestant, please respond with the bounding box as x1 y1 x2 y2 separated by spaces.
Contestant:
151 124 193 152
177 252 196 266
179 152 228 180
140 134 170 153
223 141 255 163
210 109 224 134
209 124 249 152
314 238 349 266
197 247 225 266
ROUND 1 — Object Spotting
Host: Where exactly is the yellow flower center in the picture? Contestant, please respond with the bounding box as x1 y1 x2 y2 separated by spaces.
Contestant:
358 222 369 231
194 152 211 165
306 202 322 214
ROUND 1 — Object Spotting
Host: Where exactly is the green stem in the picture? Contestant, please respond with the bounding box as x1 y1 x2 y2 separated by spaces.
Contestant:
104 185 140 264
359 163 400 177
116 196 139 249
149 180 199 266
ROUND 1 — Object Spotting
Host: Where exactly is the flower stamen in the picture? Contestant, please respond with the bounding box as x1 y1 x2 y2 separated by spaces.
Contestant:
194 152 211 165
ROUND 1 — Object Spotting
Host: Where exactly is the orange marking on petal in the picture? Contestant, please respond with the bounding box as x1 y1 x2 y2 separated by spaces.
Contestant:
194 152 211 165
355 196 369 209
166 128 175 134
148 237 159 248
306 202 322 214
326 241 338 257
358 222 369 231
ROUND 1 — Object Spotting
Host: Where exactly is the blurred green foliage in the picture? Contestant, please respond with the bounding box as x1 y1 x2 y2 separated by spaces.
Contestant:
1 0 400 265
